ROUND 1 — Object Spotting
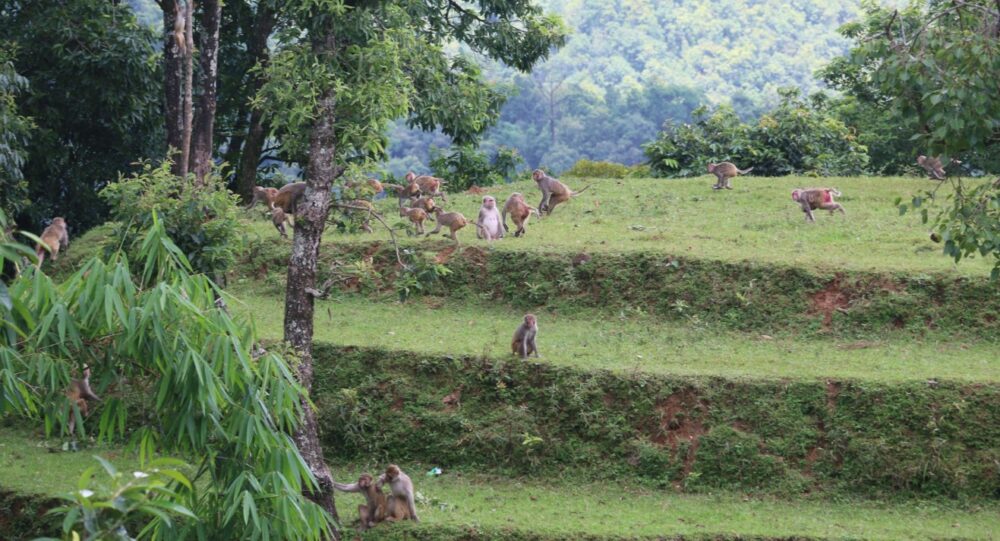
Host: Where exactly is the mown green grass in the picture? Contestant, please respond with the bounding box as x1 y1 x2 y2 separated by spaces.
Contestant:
235 175 996 277
229 290 1000 382
2 428 996 541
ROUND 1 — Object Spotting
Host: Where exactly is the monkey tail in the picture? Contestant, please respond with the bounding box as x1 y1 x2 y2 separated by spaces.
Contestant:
571 185 592 197
35 247 46 268
738 167 754 175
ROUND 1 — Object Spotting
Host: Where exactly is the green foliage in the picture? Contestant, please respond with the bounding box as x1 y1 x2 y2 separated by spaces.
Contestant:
563 160 647 179
430 145 525 191
45 457 196 541
645 89 869 177
100 160 242 281
0 216 332 539
0 46 33 219
0 0 163 231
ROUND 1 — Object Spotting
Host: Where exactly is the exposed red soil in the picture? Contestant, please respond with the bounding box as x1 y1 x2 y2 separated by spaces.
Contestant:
810 277 851 328
650 389 708 480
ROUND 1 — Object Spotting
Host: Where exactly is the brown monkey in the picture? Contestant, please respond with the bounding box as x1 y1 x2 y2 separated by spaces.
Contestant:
791 188 846 222
172 1 186 54
405 171 448 202
532 169 590 215
425 208 467 243
511 314 539 359
246 186 279 209
476 196 504 241
66 366 99 437
35 217 69 266
346 178 384 197
408 196 437 214
376 465 418 522
502 192 540 238
271 206 293 238
271 182 307 214
399 206 428 234
333 473 390 530
707 162 753 190
916 155 960 181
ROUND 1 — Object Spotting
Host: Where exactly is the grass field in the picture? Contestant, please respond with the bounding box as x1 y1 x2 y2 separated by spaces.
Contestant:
231 290 1000 382
232 175 998 277
2 428 997 541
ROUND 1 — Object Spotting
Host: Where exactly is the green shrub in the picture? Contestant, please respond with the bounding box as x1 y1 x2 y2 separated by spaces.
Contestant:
430 145 524 191
564 160 631 178
100 160 242 281
644 88 868 178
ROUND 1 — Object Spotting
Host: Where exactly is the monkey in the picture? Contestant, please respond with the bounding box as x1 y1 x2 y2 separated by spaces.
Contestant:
476 196 504 241
172 1 186 54
333 473 407 530
399 206 428 235
532 169 590 215
791 188 846 222
271 182 307 214
511 314 539 359
376 465 419 522
707 162 753 190
247 186 280 210
502 192 540 238
405 171 448 202
66 366 99 438
408 196 437 214
425 208 467 243
35 217 69 267
916 155 961 181
271 205 293 238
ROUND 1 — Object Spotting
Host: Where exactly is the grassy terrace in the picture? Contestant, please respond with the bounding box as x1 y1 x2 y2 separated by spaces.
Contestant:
231 175 997 277
231 291 999 382
2 429 997 541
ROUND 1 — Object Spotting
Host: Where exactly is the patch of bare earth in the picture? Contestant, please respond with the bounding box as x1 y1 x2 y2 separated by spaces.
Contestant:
647 389 708 486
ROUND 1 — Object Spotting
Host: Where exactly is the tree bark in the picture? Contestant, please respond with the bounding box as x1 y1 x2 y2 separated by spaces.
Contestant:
159 1 184 172
191 0 221 184
233 5 276 201
179 0 194 179
284 32 342 538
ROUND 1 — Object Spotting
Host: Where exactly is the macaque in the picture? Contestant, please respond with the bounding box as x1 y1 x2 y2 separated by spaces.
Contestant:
333 473 407 530
707 162 753 190
172 1 186 54
409 196 437 214
399 206 428 234
271 206 292 238
405 171 448 202
271 182 307 214
247 186 279 209
425 208 467 243
532 169 590 215
66 366 99 437
916 155 960 181
376 465 419 522
476 196 504 241
511 314 539 359
35 217 69 266
502 192 540 238
791 188 846 222
346 178 384 197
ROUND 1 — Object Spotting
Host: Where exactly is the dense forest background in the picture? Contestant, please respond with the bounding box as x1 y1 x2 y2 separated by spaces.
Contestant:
127 0 862 175
387 0 861 174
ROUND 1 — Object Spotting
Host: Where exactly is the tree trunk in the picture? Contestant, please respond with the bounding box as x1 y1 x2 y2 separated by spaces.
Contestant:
191 0 221 184
284 32 342 538
179 0 194 179
160 1 184 172
233 5 276 201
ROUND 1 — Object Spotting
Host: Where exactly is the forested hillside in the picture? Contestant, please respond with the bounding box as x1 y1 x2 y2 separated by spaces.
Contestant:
388 0 860 172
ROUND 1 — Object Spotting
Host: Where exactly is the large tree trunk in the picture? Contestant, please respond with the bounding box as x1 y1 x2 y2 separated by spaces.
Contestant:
191 0 221 184
159 1 184 172
179 0 194 179
233 5 276 201
285 32 342 538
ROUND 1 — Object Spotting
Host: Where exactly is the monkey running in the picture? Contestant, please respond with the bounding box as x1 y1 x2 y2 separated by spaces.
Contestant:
707 162 753 190
791 188 846 222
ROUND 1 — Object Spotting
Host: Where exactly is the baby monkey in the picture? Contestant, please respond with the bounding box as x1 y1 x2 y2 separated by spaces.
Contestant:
511 314 539 359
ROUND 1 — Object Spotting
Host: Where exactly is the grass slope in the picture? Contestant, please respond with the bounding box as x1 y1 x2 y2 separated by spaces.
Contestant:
235 175 996 276
1 429 995 541
231 291 999 382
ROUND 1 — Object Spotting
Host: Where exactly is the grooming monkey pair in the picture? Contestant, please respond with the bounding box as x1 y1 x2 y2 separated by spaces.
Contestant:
334 464 418 531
